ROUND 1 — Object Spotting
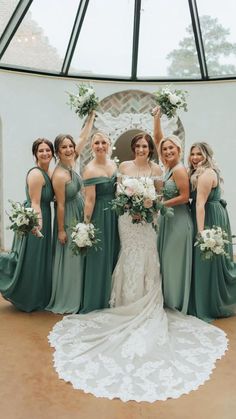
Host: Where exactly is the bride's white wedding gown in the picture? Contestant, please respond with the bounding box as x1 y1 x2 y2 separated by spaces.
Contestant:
48 212 228 402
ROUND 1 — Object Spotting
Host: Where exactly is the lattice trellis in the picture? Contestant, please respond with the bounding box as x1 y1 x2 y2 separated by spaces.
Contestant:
80 89 185 170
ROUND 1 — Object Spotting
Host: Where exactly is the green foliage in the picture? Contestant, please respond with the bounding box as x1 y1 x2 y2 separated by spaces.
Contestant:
167 15 236 77
67 84 99 118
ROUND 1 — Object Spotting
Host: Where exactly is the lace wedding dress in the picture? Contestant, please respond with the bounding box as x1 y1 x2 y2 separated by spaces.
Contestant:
49 208 228 402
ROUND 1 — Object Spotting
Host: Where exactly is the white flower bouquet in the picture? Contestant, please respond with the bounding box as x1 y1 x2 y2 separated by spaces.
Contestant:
153 86 188 119
194 226 229 260
70 222 101 255
67 84 99 118
7 201 43 237
110 177 174 224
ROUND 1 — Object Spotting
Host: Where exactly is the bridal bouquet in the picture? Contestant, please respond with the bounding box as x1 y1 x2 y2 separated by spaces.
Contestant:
194 226 229 260
153 86 188 119
67 84 99 118
70 222 101 255
110 177 174 224
7 201 43 237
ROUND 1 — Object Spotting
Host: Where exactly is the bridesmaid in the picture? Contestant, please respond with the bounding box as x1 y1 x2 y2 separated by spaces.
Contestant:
46 111 96 314
153 107 193 313
188 142 236 321
0 138 54 311
80 132 120 313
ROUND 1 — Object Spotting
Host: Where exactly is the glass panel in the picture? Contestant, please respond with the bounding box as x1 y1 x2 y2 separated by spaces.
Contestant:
137 0 201 79
69 0 134 77
197 0 236 77
0 0 80 72
0 0 20 38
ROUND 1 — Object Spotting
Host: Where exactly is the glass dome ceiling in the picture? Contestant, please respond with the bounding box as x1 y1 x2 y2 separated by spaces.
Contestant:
0 0 236 81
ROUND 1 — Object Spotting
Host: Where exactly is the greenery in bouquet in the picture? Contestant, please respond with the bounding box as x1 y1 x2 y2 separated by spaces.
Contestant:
110 177 174 225
153 86 188 119
70 221 101 255
7 200 42 237
67 84 99 118
194 225 229 260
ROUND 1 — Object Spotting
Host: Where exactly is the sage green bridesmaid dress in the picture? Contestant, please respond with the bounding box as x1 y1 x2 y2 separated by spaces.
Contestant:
188 182 236 322
80 174 120 313
158 165 193 314
0 167 53 312
46 168 84 314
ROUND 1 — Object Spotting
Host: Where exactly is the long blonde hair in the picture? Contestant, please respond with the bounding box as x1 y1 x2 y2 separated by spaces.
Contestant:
188 142 222 190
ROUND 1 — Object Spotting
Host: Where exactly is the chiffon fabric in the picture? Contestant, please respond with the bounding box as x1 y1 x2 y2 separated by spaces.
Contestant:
188 182 236 322
0 167 53 312
158 165 193 313
80 174 119 313
49 178 227 403
46 168 84 314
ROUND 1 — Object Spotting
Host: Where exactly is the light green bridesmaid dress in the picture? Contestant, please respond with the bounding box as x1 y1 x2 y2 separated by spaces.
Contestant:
80 174 120 313
158 165 193 314
46 167 84 314
0 167 53 312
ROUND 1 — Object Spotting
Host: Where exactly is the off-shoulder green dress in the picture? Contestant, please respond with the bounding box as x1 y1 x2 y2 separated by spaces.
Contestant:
158 165 193 314
188 182 236 322
46 168 84 314
0 167 53 312
80 174 120 313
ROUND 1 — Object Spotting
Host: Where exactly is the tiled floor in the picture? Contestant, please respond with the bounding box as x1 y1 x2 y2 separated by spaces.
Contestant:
0 295 236 419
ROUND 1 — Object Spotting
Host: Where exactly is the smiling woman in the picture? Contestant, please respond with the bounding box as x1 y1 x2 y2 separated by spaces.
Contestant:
0 138 54 312
80 131 120 313
46 111 96 314
153 108 193 314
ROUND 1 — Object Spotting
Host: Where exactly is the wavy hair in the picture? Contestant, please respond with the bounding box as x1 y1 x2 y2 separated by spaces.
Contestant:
188 142 222 190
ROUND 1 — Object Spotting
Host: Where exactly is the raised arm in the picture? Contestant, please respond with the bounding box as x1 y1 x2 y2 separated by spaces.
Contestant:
152 106 164 151
75 110 96 156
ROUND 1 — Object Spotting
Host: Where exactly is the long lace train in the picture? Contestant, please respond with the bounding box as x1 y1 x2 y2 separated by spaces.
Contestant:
48 213 228 402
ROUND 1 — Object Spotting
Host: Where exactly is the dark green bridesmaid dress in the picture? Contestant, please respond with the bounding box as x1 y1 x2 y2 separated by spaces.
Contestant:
46 168 84 314
158 165 193 314
0 167 53 312
80 174 120 313
188 181 236 322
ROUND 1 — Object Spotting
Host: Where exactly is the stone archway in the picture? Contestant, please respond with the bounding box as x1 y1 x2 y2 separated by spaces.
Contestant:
80 89 185 169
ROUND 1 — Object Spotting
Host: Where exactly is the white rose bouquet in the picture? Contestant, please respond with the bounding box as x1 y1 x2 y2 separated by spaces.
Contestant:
194 226 229 260
153 86 188 119
110 177 174 224
67 84 99 118
7 200 43 237
70 222 101 255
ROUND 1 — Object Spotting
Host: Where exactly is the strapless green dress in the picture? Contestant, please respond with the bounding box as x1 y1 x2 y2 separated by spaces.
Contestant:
188 183 236 322
80 175 120 313
0 167 53 311
158 167 193 314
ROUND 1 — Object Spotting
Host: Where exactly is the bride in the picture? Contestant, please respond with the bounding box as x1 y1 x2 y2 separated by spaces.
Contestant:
48 132 228 403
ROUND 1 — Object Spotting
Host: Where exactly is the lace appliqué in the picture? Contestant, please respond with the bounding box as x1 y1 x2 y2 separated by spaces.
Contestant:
48 191 228 402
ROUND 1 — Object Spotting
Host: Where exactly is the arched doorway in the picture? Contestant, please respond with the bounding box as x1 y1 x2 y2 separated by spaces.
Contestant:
80 89 185 169
111 129 158 163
